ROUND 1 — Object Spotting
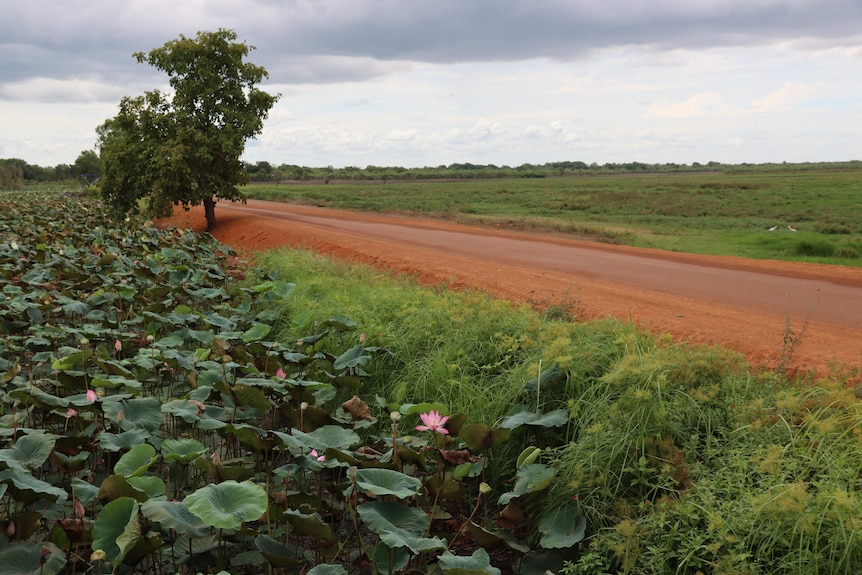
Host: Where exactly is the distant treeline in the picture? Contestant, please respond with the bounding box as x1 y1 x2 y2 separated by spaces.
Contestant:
0 151 102 190
4 154 861 190
245 159 862 183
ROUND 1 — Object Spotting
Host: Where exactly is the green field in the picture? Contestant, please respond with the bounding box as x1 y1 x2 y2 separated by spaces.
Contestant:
244 169 862 265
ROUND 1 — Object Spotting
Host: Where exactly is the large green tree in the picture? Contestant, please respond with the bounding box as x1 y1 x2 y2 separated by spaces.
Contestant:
98 29 279 230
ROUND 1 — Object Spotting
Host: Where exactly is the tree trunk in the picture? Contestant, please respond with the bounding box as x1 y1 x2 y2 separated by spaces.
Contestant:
203 196 217 231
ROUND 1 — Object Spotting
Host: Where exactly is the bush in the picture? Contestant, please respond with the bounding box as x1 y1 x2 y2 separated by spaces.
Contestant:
794 239 835 257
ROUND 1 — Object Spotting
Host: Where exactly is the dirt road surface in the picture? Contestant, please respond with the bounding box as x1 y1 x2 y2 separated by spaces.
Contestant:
161 199 862 376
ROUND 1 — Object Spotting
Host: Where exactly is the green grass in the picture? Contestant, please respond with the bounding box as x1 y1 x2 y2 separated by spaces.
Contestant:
243 169 862 265
258 246 862 574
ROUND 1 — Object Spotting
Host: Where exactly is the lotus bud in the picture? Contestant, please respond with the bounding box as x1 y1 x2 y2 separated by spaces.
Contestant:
90 550 106 562
211 451 221 465
86 389 97 402
116 409 124 424
114 339 122 352
7 520 15 537
74 499 85 518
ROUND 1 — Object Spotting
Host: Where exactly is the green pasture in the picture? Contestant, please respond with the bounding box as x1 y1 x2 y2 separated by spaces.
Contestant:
244 169 862 265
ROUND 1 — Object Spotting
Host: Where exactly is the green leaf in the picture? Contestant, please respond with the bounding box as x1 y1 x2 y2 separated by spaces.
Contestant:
127 475 166 498
114 443 157 478
161 438 205 465
283 509 336 542
291 425 360 451
500 409 568 429
333 344 369 370
97 429 149 452
272 281 295 299
0 432 56 471
185 480 267 530
498 464 556 505
307 565 348 575
104 397 163 432
97 474 149 503
0 542 67 575
354 468 422 498
516 446 542 468
92 496 140 564
437 548 501 575
357 501 445 554
241 322 272 343
254 535 302 569
538 501 586 549
0 467 68 504
141 500 209 538
458 423 510 451
71 477 100 505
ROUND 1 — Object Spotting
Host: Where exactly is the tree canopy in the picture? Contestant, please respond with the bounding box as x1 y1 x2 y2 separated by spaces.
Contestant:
98 29 280 230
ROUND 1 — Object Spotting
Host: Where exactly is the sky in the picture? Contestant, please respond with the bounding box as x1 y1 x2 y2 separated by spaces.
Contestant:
2 0 862 169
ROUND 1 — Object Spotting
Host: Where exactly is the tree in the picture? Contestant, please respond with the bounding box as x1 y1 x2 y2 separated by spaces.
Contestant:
98 29 279 230
74 150 103 178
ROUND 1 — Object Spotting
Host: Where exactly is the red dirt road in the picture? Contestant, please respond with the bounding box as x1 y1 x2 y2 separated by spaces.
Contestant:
162 199 862 375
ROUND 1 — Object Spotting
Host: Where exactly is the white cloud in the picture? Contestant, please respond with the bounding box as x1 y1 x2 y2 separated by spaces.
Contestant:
752 82 820 112
646 93 741 119
0 77 129 104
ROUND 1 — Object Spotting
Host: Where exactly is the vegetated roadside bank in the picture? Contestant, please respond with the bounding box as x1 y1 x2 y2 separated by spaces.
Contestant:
253 246 862 575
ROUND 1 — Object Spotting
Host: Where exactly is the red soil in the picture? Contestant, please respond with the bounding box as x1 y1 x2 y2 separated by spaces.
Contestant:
160 199 862 378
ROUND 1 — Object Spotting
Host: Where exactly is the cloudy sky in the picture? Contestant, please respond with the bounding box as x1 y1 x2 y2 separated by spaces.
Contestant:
3 0 862 168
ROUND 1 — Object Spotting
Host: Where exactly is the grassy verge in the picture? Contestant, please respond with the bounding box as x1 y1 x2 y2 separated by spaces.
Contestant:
244 169 862 265
260 246 862 575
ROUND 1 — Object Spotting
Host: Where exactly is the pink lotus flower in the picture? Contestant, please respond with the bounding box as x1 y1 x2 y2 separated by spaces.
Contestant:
86 389 97 402
310 449 326 462
211 451 221 465
416 410 450 435
275 368 286 379
114 339 122 352
64 408 77 418
74 500 86 518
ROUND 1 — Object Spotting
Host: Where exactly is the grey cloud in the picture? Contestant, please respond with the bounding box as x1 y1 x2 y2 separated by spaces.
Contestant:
2 0 861 91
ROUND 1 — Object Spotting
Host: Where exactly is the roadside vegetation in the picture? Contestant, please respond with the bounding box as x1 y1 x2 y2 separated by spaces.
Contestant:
2 188 861 574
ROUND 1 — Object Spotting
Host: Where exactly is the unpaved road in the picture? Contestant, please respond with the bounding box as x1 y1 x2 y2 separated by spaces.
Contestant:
162 199 862 376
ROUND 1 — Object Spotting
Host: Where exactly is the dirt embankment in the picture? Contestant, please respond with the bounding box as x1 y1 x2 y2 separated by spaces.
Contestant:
160 200 862 378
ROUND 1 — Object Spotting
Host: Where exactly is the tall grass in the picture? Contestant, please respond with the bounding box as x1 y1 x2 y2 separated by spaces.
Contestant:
257 246 862 574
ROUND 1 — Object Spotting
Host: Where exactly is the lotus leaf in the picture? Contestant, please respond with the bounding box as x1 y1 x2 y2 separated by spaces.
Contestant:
114 443 157 477
185 480 267 530
91 496 141 564
437 548 501 575
357 501 444 554
161 438 206 464
354 468 422 498
0 432 55 471
538 500 586 548
0 542 66 575
499 408 568 429
141 500 210 538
